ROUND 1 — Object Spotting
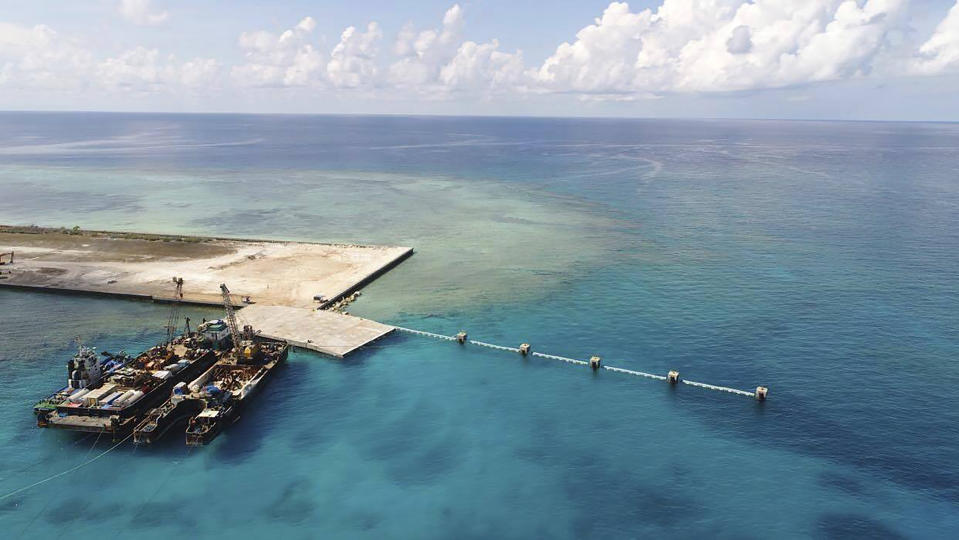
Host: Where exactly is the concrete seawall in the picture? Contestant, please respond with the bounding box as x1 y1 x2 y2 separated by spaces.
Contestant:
318 247 413 309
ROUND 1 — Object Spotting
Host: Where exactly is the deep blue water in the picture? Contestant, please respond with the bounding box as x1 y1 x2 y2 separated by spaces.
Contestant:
1 113 958 538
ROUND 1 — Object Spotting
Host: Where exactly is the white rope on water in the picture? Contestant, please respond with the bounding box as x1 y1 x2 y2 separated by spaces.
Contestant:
469 340 520 353
531 351 590 366
14 430 107 538
0 432 133 502
681 379 754 397
393 324 761 399
603 365 667 381
393 326 457 341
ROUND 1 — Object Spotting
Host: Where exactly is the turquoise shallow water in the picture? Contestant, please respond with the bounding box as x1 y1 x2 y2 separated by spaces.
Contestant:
1 114 958 538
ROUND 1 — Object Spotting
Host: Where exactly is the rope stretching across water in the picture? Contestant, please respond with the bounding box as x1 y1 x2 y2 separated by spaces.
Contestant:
0 433 133 502
393 326 759 398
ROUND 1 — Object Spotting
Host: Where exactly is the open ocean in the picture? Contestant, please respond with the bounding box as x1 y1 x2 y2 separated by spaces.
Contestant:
1 112 957 538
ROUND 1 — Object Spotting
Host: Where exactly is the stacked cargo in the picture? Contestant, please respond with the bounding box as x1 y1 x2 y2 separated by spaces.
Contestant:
34 334 220 438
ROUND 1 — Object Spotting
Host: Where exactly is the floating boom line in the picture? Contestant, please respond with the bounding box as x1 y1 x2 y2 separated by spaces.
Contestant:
393 326 766 400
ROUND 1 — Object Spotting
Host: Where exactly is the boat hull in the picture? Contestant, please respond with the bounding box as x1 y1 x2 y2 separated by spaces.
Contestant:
38 349 218 440
185 343 289 446
133 397 205 445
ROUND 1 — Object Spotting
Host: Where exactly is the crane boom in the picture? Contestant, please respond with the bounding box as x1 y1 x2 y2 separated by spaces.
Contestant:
219 283 242 358
165 277 184 348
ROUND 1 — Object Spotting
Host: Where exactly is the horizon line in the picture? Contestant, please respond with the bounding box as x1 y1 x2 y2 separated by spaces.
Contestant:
1 108 957 125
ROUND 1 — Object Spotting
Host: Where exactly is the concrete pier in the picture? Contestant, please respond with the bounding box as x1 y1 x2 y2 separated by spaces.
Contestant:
237 305 394 358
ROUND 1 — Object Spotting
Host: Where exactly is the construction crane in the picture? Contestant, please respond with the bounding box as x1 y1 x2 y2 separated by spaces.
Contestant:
219 283 243 359
165 277 184 348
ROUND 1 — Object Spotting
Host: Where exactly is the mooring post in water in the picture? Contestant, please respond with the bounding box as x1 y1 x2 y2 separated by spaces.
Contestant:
456 331 468 344
667 370 680 384
589 356 602 370
755 386 768 400
519 343 531 356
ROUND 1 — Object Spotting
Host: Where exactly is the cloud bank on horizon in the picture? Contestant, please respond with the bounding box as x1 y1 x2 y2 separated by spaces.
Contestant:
1 0 959 113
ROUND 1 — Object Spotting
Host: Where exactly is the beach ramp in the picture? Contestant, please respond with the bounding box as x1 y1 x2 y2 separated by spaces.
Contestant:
236 304 394 358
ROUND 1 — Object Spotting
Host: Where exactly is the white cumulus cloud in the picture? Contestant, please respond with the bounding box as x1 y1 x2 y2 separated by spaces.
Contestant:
327 22 383 88
389 4 465 88
7 0 959 107
232 17 325 87
97 46 220 91
439 39 525 93
0 22 93 89
388 4 523 96
533 0 908 96
0 21 216 94
179 57 220 88
232 16 387 89
915 1 959 74
118 0 169 26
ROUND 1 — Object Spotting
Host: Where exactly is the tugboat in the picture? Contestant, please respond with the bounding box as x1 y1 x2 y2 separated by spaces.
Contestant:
34 341 132 418
195 318 233 350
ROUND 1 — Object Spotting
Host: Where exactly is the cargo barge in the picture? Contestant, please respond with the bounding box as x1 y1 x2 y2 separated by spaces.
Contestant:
185 334 288 446
37 281 290 448
134 327 288 446
134 284 289 446
129 320 236 445
130 389 205 445
35 336 219 440
34 272 232 441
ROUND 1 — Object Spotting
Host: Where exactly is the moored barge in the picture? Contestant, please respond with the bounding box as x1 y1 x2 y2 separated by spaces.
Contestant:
135 284 290 447
36 336 219 440
184 334 289 446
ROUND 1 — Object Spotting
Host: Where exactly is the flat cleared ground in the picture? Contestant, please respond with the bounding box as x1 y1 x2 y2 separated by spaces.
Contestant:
0 228 412 309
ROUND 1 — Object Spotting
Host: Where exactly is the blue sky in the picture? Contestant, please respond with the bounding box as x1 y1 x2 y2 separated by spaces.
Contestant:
1 0 959 119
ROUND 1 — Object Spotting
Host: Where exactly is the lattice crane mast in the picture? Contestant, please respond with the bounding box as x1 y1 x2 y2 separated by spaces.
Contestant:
165 277 184 348
219 283 242 359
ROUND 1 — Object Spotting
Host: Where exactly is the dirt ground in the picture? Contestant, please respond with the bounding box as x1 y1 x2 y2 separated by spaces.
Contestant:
0 228 412 308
